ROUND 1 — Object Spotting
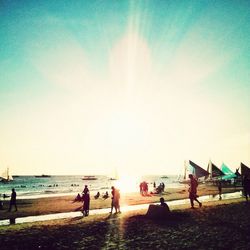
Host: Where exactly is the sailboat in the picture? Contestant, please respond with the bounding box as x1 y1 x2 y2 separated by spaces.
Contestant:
0 167 13 183
109 168 119 181
240 162 250 176
206 160 225 182
179 160 209 184
220 162 237 180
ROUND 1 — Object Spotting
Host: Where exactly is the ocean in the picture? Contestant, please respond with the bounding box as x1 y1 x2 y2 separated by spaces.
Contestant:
0 175 181 199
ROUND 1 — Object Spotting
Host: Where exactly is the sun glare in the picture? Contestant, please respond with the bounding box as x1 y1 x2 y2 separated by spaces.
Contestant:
114 174 139 193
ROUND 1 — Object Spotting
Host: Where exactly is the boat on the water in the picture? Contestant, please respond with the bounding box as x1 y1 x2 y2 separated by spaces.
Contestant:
0 167 13 183
82 175 98 180
35 174 51 178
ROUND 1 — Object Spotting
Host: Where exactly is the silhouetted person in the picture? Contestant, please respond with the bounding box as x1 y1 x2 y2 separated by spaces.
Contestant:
243 175 250 202
160 197 170 211
8 188 17 212
0 199 3 210
103 191 109 199
82 185 90 216
94 191 100 199
153 182 156 188
188 174 202 209
74 193 81 202
218 181 222 200
110 186 116 214
139 182 143 195
114 189 121 213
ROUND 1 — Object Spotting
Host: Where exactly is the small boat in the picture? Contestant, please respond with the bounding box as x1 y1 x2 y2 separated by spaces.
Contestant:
161 176 168 178
0 167 13 183
35 174 51 178
82 175 98 180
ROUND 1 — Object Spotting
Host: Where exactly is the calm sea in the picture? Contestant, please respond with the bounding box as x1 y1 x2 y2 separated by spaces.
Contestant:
0 175 181 199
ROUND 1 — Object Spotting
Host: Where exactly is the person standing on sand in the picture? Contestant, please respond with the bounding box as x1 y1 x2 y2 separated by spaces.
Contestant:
188 174 202 209
114 189 121 213
218 181 222 200
110 186 116 213
82 185 90 216
8 188 17 212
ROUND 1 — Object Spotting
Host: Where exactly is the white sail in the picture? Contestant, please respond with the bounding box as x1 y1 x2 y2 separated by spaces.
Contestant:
0 167 13 182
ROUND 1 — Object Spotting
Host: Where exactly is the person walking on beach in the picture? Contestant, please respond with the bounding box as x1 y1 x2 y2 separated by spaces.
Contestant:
8 188 17 212
188 174 202 209
82 185 90 216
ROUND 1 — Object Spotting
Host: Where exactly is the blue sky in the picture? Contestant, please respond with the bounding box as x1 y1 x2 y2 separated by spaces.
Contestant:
0 0 249 175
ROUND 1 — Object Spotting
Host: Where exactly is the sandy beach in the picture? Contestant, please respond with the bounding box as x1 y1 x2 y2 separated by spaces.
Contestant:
0 184 242 220
0 194 250 249
1 184 249 249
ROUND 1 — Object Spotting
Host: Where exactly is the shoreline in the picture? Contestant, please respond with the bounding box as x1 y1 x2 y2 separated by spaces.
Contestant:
0 184 243 221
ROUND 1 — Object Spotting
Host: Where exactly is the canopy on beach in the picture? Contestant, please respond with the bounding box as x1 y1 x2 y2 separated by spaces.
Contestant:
221 163 236 180
188 160 209 179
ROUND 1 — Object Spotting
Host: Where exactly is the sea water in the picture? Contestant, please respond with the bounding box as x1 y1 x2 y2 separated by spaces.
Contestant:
0 175 181 199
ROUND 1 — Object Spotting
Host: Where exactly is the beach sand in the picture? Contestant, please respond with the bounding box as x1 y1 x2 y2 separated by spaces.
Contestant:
0 184 242 220
0 196 250 249
1 184 249 249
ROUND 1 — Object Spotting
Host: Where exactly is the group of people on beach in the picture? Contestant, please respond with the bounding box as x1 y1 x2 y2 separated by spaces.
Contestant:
77 185 121 216
4 173 250 219
139 181 149 196
0 188 17 212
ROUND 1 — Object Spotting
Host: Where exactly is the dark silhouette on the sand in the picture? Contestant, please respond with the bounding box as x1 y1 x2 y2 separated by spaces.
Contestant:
94 191 100 199
82 185 90 216
73 193 82 202
188 174 202 209
114 188 121 213
160 197 169 211
218 181 222 200
8 188 17 212
103 191 109 199
146 197 170 219
242 174 250 202
110 186 115 213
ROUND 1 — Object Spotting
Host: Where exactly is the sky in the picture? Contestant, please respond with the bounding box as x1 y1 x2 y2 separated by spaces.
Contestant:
0 0 249 176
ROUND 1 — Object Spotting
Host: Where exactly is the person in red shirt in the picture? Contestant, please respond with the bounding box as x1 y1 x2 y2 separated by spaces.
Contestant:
188 174 202 209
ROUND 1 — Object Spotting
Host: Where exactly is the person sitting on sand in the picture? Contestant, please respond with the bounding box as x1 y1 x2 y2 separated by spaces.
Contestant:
160 197 170 211
146 197 170 219
74 193 82 202
8 188 17 212
103 191 109 199
188 174 202 209
94 191 100 199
